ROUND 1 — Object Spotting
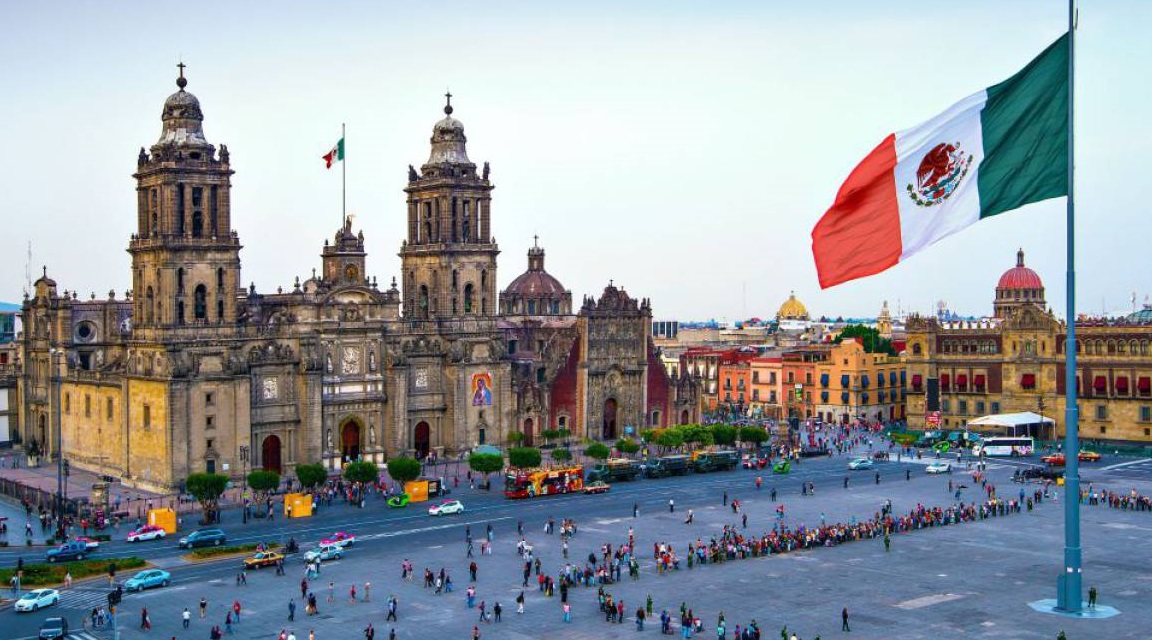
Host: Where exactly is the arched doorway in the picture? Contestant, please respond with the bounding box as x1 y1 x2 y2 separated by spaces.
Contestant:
262 434 282 474
679 409 689 425
341 419 361 462
414 421 431 460
523 418 534 446
603 398 618 440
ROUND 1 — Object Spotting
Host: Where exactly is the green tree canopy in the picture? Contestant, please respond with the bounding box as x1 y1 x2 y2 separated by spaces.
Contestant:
739 426 769 446
295 463 328 490
507 431 526 445
385 456 422 485
508 447 543 469
835 324 897 355
656 429 684 451
541 429 561 443
639 428 660 443
557 428 572 442
615 438 641 455
185 473 229 524
343 460 379 485
468 452 505 479
550 448 572 463
585 442 611 461
710 424 737 446
246 470 280 506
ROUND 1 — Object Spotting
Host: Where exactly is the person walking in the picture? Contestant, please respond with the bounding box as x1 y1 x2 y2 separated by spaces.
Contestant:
842 606 851 632
200 598 208 619
493 601 502 622
1088 586 1098 609
386 595 398 621
140 607 150 630
633 503 639 518
182 608 191 628
884 533 891 552
516 591 525 614
563 602 571 623
288 599 296 621
669 498 675 513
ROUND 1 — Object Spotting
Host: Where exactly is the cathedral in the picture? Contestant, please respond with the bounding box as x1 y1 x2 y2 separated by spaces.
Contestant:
15 69 697 491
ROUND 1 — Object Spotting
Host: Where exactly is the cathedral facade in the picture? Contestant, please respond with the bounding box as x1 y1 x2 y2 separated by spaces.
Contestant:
15 70 696 491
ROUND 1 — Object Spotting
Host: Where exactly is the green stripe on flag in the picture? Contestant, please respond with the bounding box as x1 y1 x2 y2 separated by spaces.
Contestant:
337 137 345 161
978 33 1069 219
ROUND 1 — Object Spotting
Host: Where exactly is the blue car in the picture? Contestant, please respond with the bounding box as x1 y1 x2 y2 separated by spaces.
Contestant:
124 569 171 592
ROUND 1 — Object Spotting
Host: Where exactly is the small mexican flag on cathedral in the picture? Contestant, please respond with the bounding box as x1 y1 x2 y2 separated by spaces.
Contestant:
811 33 1069 289
322 137 345 169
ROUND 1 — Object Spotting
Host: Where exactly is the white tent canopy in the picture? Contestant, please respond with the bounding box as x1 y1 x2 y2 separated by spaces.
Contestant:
967 411 1054 437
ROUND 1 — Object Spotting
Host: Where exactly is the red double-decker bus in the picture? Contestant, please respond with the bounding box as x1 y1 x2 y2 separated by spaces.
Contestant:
504 465 584 499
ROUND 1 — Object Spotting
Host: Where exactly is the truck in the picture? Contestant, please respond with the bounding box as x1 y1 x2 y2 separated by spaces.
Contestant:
644 454 690 478
692 450 740 473
587 458 642 483
45 540 91 563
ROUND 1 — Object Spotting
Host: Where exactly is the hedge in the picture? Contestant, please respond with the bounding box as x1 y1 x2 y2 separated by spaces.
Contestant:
0 557 146 587
188 541 280 560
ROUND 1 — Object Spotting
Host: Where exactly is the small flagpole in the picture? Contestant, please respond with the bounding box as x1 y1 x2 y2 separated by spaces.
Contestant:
1057 0 1082 613
342 122 347 229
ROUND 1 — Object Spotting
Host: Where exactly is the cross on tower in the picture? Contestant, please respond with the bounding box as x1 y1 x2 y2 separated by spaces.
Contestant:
177 61 186 79
533 234 539 248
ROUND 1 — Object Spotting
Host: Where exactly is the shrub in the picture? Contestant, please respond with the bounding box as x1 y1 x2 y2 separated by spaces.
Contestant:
585 442 610 461
295 463 328 490
0 557 146 587
189 542 280 559
386 456 422 485
508 447 543 469
551 448 572 463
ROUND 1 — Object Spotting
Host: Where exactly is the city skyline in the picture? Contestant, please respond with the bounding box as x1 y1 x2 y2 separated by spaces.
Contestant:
1 1 1147 321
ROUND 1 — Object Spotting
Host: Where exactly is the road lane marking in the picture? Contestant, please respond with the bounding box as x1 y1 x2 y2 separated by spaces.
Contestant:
1101 458 1152 471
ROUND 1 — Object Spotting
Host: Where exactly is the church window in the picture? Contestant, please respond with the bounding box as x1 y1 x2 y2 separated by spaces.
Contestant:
192 187 202 208
481 270 488 289
912 343 922 355
205 392 214 406
481 297 487 315
537 367 545 383
206 416 215 429
462 201 471 241
419 285 429 315
176 184 185 235
64 393 70 414
194 284 208 320
552 301 559 314
451 198 458 242
176 300 185 325
177 268 186 294
452 270 458 289
527 300 536 315
508 340 517 355
192 211 204 238
217 300 224 320
107 398 114 420
452 298 457 314
145 286 155 324
143 403 151 428
85 395 91 417
217 268 225 289
464 284 474 313
207 438 214 450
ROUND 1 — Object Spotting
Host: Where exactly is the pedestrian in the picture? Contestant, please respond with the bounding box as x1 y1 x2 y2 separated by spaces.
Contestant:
141 606 150 630
723 491 728 506
637 607 646 631
328 582 335 603
633 503 639 518
288 599 296 621
1088 586 1098 609
842 606 850 632
472 625 481 640
669 498 675 513
364 581 371 602
64 572 73 589
516 590 525 614
844 476 849 489
770 487 777 501
906 469 911 481
364 622 375 640
349 584 357 604
563 602 571 623
233 600 242 623
875 472 880 485
478 600 487 623
183 607 191 628
200 597 208 618
493 601 502 622
470 561 478 582
386 595 398 621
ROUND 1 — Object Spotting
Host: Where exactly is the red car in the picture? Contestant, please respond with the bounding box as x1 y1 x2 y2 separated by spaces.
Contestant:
126 524 166 542
582 481 611 494
1042 451 1102 466
320 531 356 548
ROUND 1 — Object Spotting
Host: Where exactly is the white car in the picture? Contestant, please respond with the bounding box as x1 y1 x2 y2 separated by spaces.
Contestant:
14 588 59 613
126 525 167 542
304 543 344 563
848 458 874 470
428 499 464 516
926 461 952 474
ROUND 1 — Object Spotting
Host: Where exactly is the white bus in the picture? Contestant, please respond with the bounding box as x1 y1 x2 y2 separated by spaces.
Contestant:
972 436 1034 457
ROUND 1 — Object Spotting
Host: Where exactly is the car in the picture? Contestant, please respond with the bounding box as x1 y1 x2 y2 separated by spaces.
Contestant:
1016 466 1064 481
772 460 791 474
124 569 171 592
126 524 167 542
932 441 952 453
304 543 344 563
37 616 69 640
178 528 227 549
14 589 59 613
45 541 90 563
243 551 285 569
74 536 101 550
1041 453 1066 466
1078 450 1102 462
428 499 464 516
926 461 952 474
582 480 611 494
848 458 875 470
320 531 356 548
387 493 410 508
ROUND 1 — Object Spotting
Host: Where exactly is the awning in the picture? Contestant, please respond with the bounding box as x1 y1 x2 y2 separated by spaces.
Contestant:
911 374 923 388
974 374 986 388
820 373 830 387
1116 377 1129 393
1021 373 1036 388
940 373 950 389
956 374 968 388
1093 375 1107 391
841 374 850 388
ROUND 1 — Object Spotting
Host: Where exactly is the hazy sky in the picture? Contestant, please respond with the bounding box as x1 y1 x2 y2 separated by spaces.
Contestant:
1 1 1146 322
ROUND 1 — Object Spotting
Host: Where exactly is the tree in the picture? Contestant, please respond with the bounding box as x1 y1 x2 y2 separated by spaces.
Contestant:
385 456 422 485
541 429 561 445
639 428 660 444
343 460 379 485
246 470 280 511
656 429 684 453
557 428 571 443
739 426 769 448
507 431 526 446
551 448 572 463
835 324 897 356
468 452 504 489
295 463 327 490
615 438 640 455
185 473 229 524
585 442 610 462
710 424 737 446
508 447 542 469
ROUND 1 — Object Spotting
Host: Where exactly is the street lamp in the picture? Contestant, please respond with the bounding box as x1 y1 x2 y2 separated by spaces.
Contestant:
49 348 64 533
239 445 249 524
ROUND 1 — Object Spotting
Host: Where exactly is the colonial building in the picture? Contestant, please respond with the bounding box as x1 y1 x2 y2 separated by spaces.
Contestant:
15 69 694 491
905 249 1152 442
812 338 905 425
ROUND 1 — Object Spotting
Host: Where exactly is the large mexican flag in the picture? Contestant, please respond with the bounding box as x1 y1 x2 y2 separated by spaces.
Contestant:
811 33 1069 289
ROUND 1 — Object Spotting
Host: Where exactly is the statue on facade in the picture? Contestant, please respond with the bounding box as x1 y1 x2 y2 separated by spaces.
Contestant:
482 161 490 180
408 164 418 181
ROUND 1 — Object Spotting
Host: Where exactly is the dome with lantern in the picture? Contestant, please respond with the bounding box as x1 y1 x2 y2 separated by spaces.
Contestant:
776 291 810 321
993 249 1046 318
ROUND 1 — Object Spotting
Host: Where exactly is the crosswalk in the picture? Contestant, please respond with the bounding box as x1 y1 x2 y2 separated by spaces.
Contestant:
60 586 111 610
13 632 98 640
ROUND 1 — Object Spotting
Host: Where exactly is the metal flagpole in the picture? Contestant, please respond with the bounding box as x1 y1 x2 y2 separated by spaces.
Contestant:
1057 0 1081 613
342 122 347 229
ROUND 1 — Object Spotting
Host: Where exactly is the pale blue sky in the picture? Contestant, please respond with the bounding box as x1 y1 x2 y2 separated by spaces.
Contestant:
1 1 1146 322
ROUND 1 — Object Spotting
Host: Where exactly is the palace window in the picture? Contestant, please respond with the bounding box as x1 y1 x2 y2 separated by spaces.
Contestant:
1095 405 1108 420
206 416 215 429
143 404 151 428
85 395 91 418
107 398 114 421
1139 406 1151 422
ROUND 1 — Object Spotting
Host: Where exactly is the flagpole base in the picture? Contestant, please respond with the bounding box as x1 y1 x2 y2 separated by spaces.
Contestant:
1029 599 1119 619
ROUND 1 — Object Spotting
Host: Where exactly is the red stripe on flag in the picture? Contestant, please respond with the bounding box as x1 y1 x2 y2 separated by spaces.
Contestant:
811 134 902 289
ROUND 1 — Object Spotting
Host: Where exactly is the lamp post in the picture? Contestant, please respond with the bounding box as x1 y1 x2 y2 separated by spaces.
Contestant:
49 348 64 533
239 445 249 524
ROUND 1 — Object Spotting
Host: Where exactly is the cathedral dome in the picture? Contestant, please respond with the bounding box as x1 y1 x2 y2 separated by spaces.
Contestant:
777 291 809 321
425 94 471 166
500 242 571 316
154 66 211 150
505 265 566 298
997 249 1043 290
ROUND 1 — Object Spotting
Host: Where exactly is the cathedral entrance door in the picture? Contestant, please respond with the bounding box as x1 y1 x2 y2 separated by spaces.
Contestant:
414 422 431 460
341 420 361 462
680 410 689 425
262 434 282 475
523 418 534 447
603 399 618 440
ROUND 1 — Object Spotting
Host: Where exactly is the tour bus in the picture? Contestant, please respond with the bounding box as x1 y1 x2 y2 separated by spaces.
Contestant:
972 436 1034 457
504 464 584 499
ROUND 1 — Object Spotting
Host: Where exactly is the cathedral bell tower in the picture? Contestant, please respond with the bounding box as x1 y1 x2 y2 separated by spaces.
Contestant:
400 93 499 319
128 65 241 338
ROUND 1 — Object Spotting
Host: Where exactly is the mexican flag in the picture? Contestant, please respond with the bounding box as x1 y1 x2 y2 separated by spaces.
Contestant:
811 33 1069 289
322 137 345 169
